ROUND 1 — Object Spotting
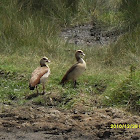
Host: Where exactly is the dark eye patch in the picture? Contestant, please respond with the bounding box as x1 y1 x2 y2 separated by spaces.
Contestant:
43 57 47 60
78 50 83 53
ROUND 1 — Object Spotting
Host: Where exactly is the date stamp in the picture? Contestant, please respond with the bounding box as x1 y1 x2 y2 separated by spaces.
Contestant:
110 124 140 129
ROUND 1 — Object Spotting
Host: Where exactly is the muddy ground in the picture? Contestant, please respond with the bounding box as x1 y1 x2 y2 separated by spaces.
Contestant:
61 22 125 46
1 24 140 140
0 103 140 140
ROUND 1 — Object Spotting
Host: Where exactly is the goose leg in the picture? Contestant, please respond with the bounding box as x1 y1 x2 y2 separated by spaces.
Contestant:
42 83 45 95
36 86 39 94
74 80 77 88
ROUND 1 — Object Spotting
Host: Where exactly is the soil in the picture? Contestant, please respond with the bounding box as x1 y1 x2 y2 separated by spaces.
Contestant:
0 103 140 140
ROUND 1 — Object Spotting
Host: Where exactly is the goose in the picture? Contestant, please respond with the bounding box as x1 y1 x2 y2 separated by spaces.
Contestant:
60 50 86 88
29 57 50 94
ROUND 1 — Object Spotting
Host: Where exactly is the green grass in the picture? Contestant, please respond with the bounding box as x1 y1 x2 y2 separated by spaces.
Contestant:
0 0 140 113
103 67 140 111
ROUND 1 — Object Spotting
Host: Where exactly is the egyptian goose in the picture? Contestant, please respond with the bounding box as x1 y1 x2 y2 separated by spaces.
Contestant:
60 50 86 88
29 57 50 94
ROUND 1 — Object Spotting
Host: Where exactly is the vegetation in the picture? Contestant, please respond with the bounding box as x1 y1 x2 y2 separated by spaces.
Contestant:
0 0 140 113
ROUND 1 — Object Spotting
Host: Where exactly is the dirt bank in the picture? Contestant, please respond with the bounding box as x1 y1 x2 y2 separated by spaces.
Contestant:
0 104 140 140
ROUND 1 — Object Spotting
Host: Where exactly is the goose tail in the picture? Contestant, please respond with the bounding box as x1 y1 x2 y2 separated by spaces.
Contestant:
60 75 68 85
29 84 35 90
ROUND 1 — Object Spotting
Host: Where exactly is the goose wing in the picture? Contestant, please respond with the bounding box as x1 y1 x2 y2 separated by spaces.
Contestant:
61 63 78 83
29 67 49 87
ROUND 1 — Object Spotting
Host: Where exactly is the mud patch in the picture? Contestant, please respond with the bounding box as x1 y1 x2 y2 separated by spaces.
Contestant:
61 22 126 46
0 104 140 140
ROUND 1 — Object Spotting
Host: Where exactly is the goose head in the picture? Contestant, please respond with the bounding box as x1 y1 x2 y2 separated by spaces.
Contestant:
75 50 85 61
40 57 50 67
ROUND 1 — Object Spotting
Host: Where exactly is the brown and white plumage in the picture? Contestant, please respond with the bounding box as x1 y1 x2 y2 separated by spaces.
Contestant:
29 57 50 94
60 50 86 88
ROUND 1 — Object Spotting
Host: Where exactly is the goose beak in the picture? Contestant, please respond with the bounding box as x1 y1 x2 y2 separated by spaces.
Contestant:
82 53 85 56
46 60 50 63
